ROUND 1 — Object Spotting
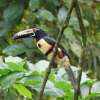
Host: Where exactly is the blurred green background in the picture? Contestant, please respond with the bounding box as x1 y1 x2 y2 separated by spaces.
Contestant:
0 0 100 100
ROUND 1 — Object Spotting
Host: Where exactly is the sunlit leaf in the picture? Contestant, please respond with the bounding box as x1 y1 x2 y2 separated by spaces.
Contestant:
0 68 10 76
5 56 23 63
6 62 25 72
55 80 72 92
13 84 32 99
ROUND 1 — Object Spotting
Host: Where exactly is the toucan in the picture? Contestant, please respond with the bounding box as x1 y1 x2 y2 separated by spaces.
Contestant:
13 28 70 68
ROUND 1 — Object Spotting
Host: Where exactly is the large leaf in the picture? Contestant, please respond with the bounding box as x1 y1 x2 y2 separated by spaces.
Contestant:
81 85 90 98
4 56 26 72
44 87 65 97
0 72 24 89
0 1 25 36
36 9 55 21
34 60 49 71
91 81 100 93
0 68 10 76
6 62 25 72
44 81 65 97
55 81 72 92
3 43 27 56
3 1 23 22
5 56 23 63
13 84 32 99
85 93 100 100
57 7 67 25
33 80 65 97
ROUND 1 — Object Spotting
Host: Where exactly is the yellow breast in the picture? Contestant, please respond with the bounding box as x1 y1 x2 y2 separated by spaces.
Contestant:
37 39 53 54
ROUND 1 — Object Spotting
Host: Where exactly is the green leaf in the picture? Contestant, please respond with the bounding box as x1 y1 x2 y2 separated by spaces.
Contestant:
64 27 74 41
4 88 17 100
91 81 100 93
5 56 25 72
3 1 24 22
57 7 67 25
0 68 10 76
55 80 73 98
19 76 42 87
44 88 65 97
81 85 90 97
13 84 32 99
82 79 96 86
0 1 25 36
29 0 40 11
64 27 82 57
3 43 27 56
55 81 72 92
5 56 23 63
69 17 89 31
0 72 24 89
70 41 82 57
85 93 100 100
6 62 25 72
34 60 49 71
37 9 55 21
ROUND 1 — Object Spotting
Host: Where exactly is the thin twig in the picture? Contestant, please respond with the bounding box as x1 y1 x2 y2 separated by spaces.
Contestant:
75 1 87 47
73 0 87 99
38 1 76 100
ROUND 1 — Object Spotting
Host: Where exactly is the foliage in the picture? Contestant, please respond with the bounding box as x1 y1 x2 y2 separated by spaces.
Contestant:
0 0 100 100
0 56 100 100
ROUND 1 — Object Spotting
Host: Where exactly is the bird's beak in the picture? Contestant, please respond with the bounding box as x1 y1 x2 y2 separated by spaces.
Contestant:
13 28 36 40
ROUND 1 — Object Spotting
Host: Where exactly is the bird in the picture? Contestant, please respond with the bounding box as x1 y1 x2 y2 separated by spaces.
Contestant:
13 28 70 68
13 28 77 90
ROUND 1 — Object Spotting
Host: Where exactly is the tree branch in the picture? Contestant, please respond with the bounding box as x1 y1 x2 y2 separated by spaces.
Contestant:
38 1 76 100
73 0 87 99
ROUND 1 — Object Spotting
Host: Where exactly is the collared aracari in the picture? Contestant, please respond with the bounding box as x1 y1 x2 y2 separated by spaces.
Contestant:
13 28 77 90
13 28 70 68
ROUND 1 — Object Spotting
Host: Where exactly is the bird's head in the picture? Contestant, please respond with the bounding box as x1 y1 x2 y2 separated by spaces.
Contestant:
13 28 48 41
13 28 55 55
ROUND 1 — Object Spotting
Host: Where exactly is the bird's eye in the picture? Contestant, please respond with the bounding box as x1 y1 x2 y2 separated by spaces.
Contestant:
37 43 41 48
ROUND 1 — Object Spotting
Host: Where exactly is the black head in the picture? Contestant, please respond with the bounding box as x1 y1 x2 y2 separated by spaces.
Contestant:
34 29 48 41
13 28 48 41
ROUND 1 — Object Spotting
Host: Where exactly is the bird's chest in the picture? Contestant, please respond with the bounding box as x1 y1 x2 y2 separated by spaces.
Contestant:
47 51 65 65
37 39 53 54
